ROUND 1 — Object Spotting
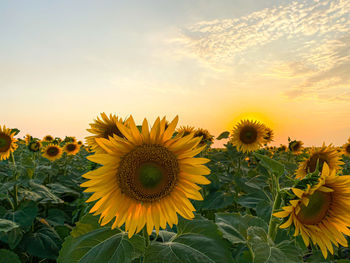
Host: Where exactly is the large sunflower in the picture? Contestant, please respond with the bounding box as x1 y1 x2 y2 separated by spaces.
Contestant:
289 140 304 154
86 113 127 154
273 163 350 258
81 116 210 238
0 125 18 161
296 144 343 179
63 142 80 155
230 119 267 153
342 142 350 157
42 144 63 161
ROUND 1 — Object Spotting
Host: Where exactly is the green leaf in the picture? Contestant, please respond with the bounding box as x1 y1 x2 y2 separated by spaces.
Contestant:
47 208 67 226
215 213 268 245
145 216 233 263
247 226 302 263
20 227 62 259
28 181 64 204
5 200 38 227
197 191 235 210
70 214 100 238
58 228 144 263
0 219 19 232
216 131 230 140
0 249 21 263
254 153 285 177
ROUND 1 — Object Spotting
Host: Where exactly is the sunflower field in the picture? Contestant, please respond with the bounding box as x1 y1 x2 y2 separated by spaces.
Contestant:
1 115 350 263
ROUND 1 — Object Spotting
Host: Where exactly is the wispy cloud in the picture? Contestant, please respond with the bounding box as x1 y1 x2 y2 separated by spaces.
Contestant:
175 0 350 101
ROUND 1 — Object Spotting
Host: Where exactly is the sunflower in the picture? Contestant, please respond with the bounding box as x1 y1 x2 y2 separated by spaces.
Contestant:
42 135 54 142
176 126 195 137
81 115 210 238
279 145 287 152
263 126 274 143
77 141 83 146
86 113 128 154
296 144 343 179
42 144 63 161
24 134 32 145
342 142 350 157
28 141 41 152
289 140 304 154
63 142 80 155
0 125 18 161
229 119 267 153
273 163 350 258
193 128 214 147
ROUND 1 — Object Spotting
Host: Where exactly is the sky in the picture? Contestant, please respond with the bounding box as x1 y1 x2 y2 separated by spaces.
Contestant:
1 0 349 147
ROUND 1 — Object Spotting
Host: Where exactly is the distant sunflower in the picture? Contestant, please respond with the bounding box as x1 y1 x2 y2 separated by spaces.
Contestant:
176 126 195 137
86 113 127 153
0 126 18 161
42 135 54 142
273 163 350 259
296 144 343 179
289 140 304 154
263 126 274 143
24 134 32 145
42 144 63 161
342 142 350 157
230 119 267 153
77 141 83 146
194 128 214 147
64 142 80 155
81 116 210 238
279 145 287 152
28 141 41 152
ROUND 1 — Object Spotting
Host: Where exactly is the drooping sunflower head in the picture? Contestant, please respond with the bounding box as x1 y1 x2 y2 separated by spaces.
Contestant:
0 125 18 161
42 135 54 142
296 144 343 179
263 126 274 143
193 128 214 147
176 125 195 137
24 134 32 146
63 142 80 155
86 113 128 154
81 115 211 238
274 163 350 259
230 119 267 153
342 142 350 157
42 144 63 161
28 140 42 152
289 140 304 154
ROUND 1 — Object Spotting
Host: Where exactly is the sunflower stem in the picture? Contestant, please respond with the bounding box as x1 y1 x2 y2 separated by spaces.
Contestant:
143 226 150 247
268 183 282 241
10 152 18 210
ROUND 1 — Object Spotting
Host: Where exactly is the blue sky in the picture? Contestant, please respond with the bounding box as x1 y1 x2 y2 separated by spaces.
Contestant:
1 0 349 146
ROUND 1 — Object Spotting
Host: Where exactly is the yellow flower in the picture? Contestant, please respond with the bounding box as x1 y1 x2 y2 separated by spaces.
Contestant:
42 135 54 142
342 142 350 157
0 125 18 161
24 134 32 146
289 140 303 154
296 144 343 179
273 163 350 259
81 116 210 238
176 126 195 137
42 144 63 161
63 142 80 155
263 126 274 143
229 119 267 153
28 141 42 152
193 128 214 147
86 113 127 153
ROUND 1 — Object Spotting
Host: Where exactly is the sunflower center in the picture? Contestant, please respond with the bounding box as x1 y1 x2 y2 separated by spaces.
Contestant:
67 144 77 152
117 144 179 202
297 190 332 225
346 145 350 154
47 147 59 156
102 125 124 139
0 134 11 152
306 154 327 173
239 126 258 144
